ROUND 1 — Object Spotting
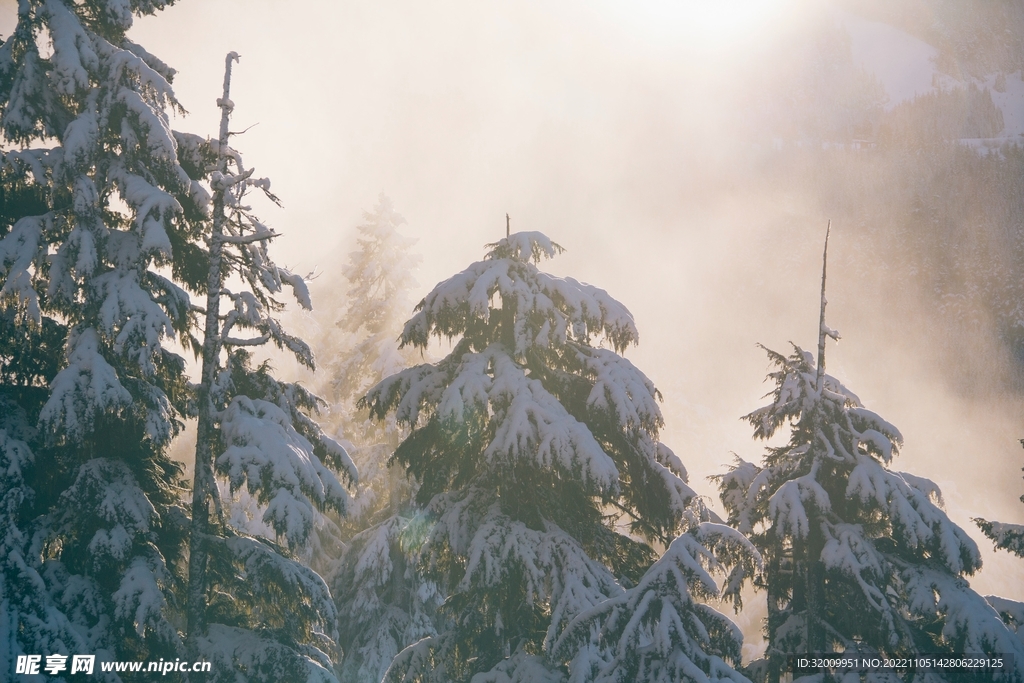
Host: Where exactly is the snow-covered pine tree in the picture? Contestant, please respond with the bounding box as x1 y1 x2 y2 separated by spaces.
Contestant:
975 441 1024 643
317 195 438 683
185 54 357 682
361 231 754 682
716 232 1024 682
0 1 204 678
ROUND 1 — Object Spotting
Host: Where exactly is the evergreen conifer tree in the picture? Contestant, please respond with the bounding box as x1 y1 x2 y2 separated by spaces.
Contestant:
362 231 755 682
318 195 438 683
716 234 1024 682
0 1 203 678
320 192 421 523
184 54 357 682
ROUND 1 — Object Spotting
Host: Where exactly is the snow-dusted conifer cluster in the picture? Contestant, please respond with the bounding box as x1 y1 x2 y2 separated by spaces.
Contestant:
362 231 756 682
4 3 1024 683
0 3 354 681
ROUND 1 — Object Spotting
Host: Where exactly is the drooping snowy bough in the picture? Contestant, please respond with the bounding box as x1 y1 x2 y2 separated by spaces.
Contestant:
717 345 1024 682
975 440 1024 646
361 232 757 682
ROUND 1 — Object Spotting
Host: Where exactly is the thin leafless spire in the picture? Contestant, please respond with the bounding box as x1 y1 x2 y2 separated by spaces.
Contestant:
815 220 839 393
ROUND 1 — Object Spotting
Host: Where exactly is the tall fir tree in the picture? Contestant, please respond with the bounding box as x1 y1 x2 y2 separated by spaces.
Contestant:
184 54 357 682
361 231 756 683
320 192 421 524
317 195 439 683
716 233 1024 682
0 0 202 678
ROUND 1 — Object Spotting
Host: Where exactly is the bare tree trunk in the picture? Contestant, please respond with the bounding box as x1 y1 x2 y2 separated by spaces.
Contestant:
766 536 784 683
810 221 832 656
187 51 239 651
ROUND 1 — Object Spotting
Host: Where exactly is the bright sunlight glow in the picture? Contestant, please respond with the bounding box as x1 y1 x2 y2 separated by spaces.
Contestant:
598 0 799 52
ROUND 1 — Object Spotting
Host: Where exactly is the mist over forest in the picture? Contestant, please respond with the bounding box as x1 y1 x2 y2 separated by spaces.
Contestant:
2 0 1024 680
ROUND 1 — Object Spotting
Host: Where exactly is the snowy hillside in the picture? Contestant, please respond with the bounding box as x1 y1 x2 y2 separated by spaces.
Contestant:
837 4 1024 142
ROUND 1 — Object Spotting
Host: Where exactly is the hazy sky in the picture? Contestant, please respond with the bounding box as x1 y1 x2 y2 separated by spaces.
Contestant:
4 0 1023 620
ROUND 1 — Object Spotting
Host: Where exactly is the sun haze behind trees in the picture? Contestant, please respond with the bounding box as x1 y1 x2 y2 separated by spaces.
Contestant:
314 195 443 683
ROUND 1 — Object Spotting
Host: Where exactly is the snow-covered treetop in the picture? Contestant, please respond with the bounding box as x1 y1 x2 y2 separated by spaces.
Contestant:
484 231 564 264
365 231 696 545
401 231 638 354
365 257 698 533
720 343 982 573
714 341 1022 667
363 232 754 681
744 344 902 464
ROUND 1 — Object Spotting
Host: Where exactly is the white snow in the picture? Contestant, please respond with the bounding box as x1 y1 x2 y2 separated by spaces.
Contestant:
0 215 46 324
43 0 98 96
835 8 940 110
40 328 133 438
555 527 757 683
904 566 1024 674
218 396 351 546
986 70 1024 138
112 556 170 639
196 624 337 683
403 233 638 354
837 8 1024 145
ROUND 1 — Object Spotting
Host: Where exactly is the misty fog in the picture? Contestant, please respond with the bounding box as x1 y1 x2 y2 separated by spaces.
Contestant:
5 0 1023 657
